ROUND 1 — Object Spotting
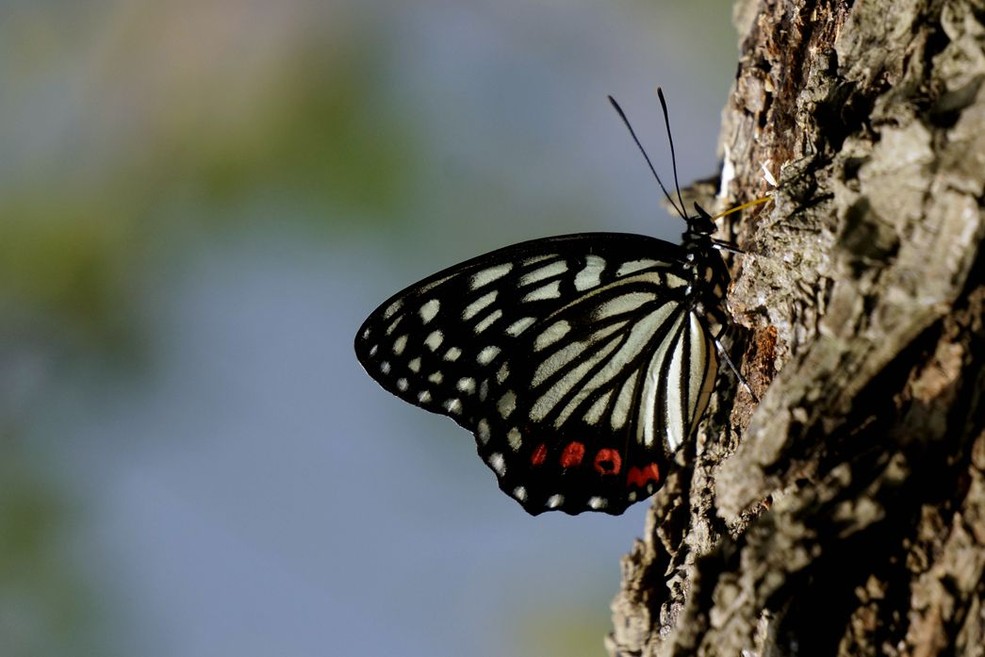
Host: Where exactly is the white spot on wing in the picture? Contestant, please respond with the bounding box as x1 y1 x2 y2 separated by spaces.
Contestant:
425 330 443 351
419 299 440 324
594 291 658 320
507 428 522 451
477 346 501 365
428 372 443 384
533 320 571 351
583 390 613 425
463 290 498 320
471 263 513 289
476 419 490 443
616 260 654 277
522 280 562 302
488 453 506 476
513 486 527 502
457 377 476 394
588 496 607 510
383 299 403 320
506 316 536 336
393 335 408 355
396 378 408 391
574 255 605 291
664 272 688 289
474 308 503 334
444 398 462 414
408 357 421 373
520 260 567 286
497 390 516 419
496 363 509 384
444 347 462 362
611 372 639 431
417 390 431 404
380 361 391 374
546 494 564 509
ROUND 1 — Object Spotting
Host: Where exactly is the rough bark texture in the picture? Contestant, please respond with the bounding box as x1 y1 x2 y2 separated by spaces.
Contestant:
608 1 985 656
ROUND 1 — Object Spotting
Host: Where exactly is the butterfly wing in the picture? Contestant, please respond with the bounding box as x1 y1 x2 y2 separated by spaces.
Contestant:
354 233 719 515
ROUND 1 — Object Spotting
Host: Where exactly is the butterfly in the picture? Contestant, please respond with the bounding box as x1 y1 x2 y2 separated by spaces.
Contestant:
355 89 751 515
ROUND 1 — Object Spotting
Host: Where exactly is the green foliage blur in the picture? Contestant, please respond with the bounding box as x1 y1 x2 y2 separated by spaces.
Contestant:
0 3 734 656
1 5 418 653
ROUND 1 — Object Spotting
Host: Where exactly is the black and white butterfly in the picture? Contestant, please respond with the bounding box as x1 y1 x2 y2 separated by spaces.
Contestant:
355 90 743 515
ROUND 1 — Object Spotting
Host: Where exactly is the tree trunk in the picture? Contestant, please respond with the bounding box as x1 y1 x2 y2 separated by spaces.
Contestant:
608 1 985 655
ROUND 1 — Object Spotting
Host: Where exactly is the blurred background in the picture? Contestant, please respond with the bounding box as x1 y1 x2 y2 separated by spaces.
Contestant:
0 1 735 656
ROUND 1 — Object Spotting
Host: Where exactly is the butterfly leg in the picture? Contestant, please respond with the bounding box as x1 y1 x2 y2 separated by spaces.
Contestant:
713 335 758 403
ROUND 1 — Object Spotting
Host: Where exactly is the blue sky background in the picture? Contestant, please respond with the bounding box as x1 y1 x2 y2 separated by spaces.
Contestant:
1 2 735 655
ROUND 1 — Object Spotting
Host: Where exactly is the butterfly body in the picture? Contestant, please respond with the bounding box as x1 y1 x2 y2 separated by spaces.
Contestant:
355 215 728 515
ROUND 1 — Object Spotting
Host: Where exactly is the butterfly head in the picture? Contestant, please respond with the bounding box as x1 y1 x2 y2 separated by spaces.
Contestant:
681 198 713 229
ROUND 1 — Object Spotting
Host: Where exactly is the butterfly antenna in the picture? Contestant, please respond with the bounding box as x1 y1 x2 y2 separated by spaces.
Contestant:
656 88 688 220
608 95 686 219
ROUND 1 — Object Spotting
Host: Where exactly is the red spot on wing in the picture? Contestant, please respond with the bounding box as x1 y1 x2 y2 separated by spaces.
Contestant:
531 443 548 466
593 448 622 476
627 463 661 488
559 442 585 468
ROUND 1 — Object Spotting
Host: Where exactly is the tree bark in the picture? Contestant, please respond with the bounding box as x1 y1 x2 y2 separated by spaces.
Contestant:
608 1 985 655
